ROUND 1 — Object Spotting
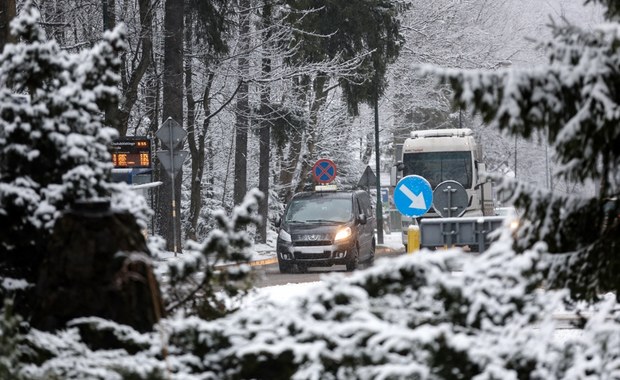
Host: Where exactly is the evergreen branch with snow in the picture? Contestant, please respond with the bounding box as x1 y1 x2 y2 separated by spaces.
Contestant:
161 189 263 320
421 21 620 301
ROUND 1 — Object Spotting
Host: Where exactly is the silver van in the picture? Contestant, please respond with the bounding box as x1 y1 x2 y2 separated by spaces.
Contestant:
276 189 376 273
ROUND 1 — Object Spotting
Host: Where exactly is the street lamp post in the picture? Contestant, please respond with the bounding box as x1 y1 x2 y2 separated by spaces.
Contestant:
374 94 384 244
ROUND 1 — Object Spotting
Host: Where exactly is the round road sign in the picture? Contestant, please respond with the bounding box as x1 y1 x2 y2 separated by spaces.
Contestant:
394 175 433 217
312 159 337 184
432 180 468 218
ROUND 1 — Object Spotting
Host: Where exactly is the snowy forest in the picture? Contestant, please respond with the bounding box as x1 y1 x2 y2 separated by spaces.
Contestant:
1 0 620 379
1 0 604 249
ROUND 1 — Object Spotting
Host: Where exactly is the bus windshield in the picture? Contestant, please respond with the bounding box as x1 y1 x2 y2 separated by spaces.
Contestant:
403 151 473 189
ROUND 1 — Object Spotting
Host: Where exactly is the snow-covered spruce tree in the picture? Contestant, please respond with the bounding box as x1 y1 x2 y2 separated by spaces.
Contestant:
16 231 620 379
0 7 147 286
423 12 620 301
0 299 24 380
155 189 263 320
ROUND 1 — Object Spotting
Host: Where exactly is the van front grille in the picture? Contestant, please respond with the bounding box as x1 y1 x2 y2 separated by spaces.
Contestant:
292 234 331 246
294 252 331 260
294 240 332 246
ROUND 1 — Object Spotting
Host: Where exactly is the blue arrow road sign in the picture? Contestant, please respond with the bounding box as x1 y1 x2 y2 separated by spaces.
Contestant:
394 175 433 217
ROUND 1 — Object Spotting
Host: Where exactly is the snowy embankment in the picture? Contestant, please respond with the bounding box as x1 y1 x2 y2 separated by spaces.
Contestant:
246 274 593 344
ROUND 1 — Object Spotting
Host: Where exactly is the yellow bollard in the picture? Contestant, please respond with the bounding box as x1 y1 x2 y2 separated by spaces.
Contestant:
407 224 420 254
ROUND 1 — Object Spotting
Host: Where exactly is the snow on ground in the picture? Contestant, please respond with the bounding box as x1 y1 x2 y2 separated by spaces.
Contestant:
157 231 406 263
245 280 322 307
156 230 587 344
251 230 405 261
245 269 586 345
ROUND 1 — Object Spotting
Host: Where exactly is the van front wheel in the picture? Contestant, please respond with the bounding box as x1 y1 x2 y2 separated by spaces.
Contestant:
346 246 359 272
366 240 375 265
278 261 292 274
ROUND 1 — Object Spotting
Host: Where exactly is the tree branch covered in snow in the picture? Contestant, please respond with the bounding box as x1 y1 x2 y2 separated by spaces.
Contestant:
11 232 620 379
156 189 263 320
0 3 150 301
421 20 620 301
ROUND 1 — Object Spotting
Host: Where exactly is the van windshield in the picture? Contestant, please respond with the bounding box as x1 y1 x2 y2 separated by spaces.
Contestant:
285 197 352 223
403 151 472 189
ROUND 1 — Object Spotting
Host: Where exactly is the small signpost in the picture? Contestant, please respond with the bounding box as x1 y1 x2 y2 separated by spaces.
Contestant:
155 117 188 254
357 166 377 190
432 180 468 218
312 158 337 184
156 118 187 150
156 150 189 176
394 175 433 253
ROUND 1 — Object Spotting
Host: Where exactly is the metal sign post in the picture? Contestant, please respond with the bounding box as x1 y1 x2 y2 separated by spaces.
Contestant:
156 118 188 255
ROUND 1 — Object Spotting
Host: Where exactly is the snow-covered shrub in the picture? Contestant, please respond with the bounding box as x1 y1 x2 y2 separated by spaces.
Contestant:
0 299 25 380
0 5 149 288
155 189 263 320
15 230 620 379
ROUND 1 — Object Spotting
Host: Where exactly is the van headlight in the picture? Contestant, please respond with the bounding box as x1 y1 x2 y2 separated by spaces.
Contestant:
334 227 352 241
278 229 291 242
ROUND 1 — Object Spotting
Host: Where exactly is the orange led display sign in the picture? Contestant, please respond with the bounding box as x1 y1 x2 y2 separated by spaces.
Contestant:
110 137 152 169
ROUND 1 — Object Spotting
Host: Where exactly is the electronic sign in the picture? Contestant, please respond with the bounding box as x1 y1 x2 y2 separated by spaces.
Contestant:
110 137 152 169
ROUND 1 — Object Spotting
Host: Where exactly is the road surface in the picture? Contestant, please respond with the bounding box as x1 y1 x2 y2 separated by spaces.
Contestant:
252 252 401 288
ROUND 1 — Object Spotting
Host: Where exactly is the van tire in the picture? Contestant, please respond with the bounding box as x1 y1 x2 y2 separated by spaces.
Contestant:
346 246 359 272
367 239 375 265
278 261 292 273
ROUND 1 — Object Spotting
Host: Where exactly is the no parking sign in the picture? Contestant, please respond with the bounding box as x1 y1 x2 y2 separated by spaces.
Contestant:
312 159 337 184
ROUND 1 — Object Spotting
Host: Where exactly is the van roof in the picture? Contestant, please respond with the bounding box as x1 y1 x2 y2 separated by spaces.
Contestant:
292 190 362 200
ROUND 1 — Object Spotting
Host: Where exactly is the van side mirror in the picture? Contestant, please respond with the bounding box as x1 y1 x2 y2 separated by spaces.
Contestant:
358 213 367 225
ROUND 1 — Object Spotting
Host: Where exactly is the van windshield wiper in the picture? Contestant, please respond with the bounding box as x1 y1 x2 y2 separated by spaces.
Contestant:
305 219 339 224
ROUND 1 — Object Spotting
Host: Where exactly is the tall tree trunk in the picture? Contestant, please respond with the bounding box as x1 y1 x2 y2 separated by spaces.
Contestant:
145 49 160 233
258 1 272 243
102 0 116 31
361 131 374 165
185 12 197 241
158 0 184 252
102 0 118 131
0 0 16 50
233 0 251 206
105 0 153 136
294 74 328 194
279 128 303 202
186 7 216 241
278 76 308 202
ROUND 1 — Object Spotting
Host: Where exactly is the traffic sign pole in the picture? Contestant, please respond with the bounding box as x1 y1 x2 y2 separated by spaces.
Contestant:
168 125 178 255
155 117 188 255
374 96 383 244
